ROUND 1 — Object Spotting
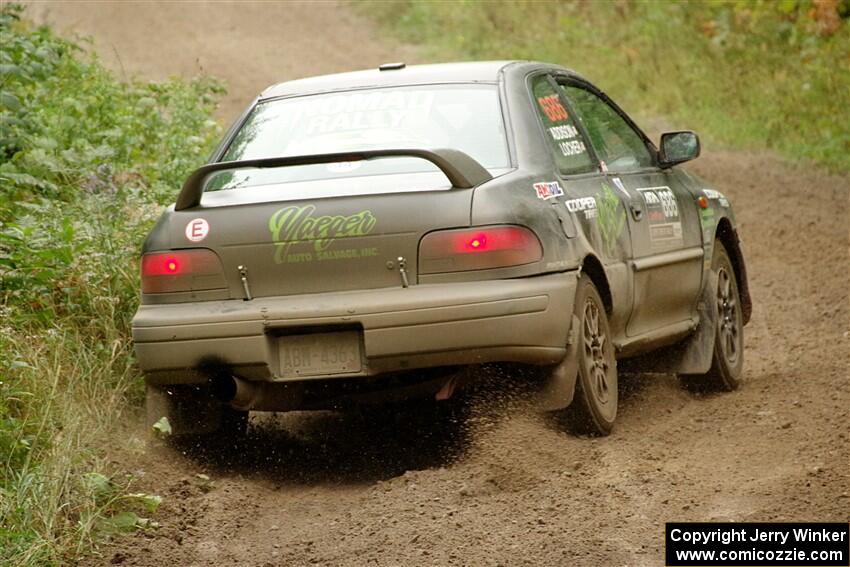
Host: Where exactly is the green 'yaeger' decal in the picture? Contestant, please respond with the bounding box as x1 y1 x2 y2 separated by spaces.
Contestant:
596 183 626 258
269 205 377 264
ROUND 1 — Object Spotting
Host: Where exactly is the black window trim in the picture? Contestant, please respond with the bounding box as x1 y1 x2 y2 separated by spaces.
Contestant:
552 73 662 173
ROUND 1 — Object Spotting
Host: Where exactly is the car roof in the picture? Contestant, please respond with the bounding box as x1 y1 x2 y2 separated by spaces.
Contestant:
259 60 566 100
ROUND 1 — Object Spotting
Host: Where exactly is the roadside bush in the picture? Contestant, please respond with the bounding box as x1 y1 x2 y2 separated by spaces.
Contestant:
0 5 222 564
361 0 850 172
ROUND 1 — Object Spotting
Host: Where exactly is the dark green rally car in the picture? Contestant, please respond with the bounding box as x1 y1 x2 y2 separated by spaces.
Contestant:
133 61 751 437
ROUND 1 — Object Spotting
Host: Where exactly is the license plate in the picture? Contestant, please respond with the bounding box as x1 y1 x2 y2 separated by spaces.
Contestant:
279 331 361 377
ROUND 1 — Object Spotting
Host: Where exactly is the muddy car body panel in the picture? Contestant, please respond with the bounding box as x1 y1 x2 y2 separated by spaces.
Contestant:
132 61 750 431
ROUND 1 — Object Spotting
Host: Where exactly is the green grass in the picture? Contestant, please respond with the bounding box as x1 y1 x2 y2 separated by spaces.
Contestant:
360 0 850 173
0 5 222 564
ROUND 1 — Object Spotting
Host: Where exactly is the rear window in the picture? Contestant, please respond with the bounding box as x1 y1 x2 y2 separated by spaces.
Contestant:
211 84 509 192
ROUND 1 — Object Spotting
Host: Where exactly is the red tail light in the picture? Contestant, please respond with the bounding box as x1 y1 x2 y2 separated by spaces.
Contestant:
419 225 543 274
141 249 225 294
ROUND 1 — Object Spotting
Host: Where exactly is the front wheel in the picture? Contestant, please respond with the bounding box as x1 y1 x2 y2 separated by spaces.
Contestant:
681 241 744 390
562 276 618 436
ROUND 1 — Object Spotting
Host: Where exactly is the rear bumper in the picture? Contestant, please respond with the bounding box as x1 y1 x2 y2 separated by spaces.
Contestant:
132 271 577 384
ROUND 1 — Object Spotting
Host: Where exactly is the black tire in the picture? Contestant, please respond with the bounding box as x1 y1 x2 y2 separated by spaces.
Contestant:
681 241 744 390
564 276 618 436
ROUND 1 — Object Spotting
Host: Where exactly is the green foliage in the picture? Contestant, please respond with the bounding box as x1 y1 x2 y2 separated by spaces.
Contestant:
0 4 222 564
360 0 850 172
150 416 172 438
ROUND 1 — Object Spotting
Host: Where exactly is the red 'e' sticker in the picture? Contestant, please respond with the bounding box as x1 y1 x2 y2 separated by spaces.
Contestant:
185 218 209 242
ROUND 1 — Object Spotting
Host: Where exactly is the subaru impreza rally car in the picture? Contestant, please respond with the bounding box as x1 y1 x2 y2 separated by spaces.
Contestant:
132 61 751 437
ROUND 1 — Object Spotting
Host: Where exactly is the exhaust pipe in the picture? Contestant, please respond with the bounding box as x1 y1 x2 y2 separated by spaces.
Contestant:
210 374 257 410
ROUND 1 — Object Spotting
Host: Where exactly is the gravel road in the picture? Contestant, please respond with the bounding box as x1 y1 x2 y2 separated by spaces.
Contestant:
27 2 849 565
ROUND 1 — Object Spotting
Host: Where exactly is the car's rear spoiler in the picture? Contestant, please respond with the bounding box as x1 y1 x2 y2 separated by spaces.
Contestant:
175 148 493 211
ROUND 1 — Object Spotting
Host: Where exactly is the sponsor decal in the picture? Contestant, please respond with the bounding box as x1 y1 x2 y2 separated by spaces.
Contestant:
269 205 377 264
276 247 379 264
636 186 683 249
649 222 683 242
596 183 627 258
611 177 630 198
636 186 679 220
699 206 715 231
533 181 564 200
703 188 729 207
185 218 209 242
535 90 587 159
547 122 588 157
299 90 435 136
565 196 598 219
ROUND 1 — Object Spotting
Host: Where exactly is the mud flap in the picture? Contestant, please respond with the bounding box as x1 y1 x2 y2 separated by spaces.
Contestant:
673 270 718 374
537 313 581 411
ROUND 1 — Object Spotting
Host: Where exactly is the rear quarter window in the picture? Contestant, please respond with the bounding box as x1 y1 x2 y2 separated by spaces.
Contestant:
530 75 595 176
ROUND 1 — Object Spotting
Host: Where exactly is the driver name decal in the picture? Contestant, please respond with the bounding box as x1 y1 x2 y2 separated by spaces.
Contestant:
535 92 588 158
269 204 377 264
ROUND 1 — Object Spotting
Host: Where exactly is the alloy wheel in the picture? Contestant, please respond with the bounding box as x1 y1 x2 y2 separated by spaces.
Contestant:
583 298 611 405
716 266 740 365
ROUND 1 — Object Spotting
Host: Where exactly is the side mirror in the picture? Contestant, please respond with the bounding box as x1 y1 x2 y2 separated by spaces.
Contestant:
659 131 700 168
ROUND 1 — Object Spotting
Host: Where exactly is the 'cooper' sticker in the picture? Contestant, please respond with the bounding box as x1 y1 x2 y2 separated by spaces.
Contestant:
185 218 210 242
533 181 564 200
565 196 598 219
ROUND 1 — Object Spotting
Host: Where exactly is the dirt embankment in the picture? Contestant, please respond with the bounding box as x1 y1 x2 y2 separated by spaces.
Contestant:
28 2 849 566
28 0 419 124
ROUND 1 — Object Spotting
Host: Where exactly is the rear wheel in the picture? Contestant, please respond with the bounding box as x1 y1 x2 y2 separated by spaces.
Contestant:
563 276 618 436
681 242 744 390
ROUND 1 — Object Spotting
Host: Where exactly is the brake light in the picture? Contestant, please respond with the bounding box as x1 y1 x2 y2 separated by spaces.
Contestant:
467 235 486 250
140 249 225 293
142 253 183 276
419 226 543 274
